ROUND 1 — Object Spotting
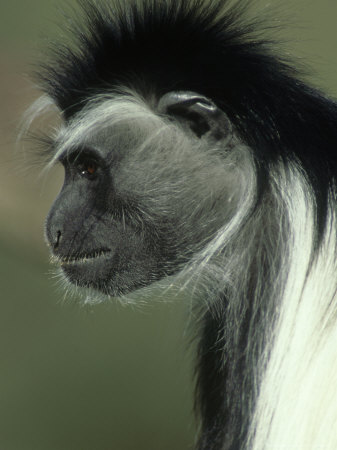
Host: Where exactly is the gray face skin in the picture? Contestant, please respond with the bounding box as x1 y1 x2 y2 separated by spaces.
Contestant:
45 91 240 298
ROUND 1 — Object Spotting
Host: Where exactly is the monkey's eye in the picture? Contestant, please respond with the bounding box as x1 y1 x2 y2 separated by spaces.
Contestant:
77 158 98 178
59 150 102 179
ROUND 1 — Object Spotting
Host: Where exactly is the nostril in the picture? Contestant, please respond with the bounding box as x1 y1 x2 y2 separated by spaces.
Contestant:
54 230 62 250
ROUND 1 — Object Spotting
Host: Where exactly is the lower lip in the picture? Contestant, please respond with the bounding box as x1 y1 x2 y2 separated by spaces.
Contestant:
52 250 110 266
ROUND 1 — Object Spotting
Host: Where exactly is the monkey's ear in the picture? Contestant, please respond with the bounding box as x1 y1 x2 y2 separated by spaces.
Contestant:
157 91 232 142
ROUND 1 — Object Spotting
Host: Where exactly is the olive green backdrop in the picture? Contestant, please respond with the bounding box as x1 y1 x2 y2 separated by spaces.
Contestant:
0 1 336 449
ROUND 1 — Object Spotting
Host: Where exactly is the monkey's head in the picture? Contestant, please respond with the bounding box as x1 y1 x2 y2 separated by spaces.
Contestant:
35 0 265 302
45 90 253 301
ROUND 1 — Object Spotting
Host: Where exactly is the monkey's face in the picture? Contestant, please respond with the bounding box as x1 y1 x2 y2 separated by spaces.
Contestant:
45 92 249 300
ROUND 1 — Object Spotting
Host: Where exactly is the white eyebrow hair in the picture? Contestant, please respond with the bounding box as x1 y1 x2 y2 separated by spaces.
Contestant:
48 90 163 168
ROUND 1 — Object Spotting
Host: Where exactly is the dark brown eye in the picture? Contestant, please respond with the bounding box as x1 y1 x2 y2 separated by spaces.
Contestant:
78 159 98 177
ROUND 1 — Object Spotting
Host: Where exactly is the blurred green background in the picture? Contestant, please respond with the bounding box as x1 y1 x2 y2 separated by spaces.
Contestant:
0 1 336 449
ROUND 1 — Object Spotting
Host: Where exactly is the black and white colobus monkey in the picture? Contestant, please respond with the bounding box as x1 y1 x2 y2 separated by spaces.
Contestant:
31 0 337 448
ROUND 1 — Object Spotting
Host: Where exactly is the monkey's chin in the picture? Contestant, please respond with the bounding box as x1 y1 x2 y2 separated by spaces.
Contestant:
52 257 163 305
60 255 112 286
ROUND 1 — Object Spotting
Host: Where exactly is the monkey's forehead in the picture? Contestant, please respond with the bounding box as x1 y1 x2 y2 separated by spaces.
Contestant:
37 0 271 120
42 92 166 164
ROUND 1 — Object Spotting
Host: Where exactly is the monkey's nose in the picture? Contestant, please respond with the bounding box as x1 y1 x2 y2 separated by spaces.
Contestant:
53 230 62 250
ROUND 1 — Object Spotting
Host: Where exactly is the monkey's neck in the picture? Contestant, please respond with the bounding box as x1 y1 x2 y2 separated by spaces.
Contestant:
195 294 261 450
195 199 281 450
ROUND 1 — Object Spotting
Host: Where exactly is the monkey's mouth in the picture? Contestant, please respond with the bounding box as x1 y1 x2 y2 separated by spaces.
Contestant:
51 248 111 265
